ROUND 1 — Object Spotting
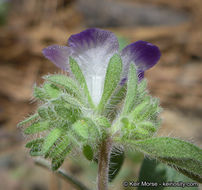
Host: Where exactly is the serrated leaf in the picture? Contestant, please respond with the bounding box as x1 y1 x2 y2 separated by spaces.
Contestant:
69 57 94 108
43 83 60 98
48 134 70 158
24 121 49 134
108 146 125 182
138 158 199 190
51 148 70 171
122 64 138 114
83 144 94 161
18 113 39 126
98 54 122 112
44 74 82 99
42 127 63 154
123 137 202 182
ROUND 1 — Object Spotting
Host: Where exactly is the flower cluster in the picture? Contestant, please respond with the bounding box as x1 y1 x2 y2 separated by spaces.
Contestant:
18 28 161 170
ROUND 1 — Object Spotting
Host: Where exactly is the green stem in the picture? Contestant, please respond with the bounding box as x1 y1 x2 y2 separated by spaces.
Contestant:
97 136 112 190
35 159 91 190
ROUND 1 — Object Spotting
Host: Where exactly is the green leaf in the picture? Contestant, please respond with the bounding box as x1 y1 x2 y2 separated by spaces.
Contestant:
108 146 125 182
26 138 44 157
73 120 89 139
105 85 127 122
83 144 94 161
95 116 111 128
25 138 44 148
69 57 94 108
42 127 63 154
54 103 80 123
123 137 202 182
38 106 49 120
98 54 122 112
122 64 138 115
48 134 70 158
24 121 49 134
44 74 82 99
51 148 70 171
138 158 199 190
18 113 39 126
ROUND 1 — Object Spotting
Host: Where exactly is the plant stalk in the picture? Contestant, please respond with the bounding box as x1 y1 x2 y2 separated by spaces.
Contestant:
97 136 112 190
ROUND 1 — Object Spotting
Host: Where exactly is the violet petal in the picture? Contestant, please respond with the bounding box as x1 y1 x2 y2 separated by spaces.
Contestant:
42 45 72 71
121 40 161 78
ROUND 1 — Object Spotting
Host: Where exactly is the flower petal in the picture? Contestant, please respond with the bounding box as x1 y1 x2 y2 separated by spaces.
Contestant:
42 45 72 71
121 40 161 77
68 28 119 104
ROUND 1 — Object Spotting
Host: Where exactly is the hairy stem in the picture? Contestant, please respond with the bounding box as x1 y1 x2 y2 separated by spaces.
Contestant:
35 159 91 190
97 136 112 190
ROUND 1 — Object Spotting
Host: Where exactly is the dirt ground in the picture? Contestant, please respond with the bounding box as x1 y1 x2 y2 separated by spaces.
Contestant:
0 0 202 189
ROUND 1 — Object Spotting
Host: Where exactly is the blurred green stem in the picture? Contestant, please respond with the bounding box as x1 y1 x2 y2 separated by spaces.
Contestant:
35 159 91 190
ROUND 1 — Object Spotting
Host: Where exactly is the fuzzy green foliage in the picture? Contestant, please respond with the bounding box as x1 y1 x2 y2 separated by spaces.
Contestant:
19 53 202 183
98 54 122 113
119 137 202 182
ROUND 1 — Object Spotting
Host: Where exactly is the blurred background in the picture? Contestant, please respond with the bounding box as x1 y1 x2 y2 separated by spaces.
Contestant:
0 0 202 189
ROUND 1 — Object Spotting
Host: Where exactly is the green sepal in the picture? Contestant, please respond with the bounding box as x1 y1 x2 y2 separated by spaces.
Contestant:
69 57 94 108
43 82 61 99
98 54 122 113
95 116 111 128
42 127 63 154
24 121 49 135
129 96 150 121
105 85 127 121
83 144 94 161
18 113 39 126
51 148 70 171
38 106 49 120
73 120 90 140
44 74 82 99
122 64 138 115
33 86 49 101
120 137 202 182
137 121 157 133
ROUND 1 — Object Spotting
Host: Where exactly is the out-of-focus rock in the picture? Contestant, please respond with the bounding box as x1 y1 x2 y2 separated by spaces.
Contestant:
76 0 190 27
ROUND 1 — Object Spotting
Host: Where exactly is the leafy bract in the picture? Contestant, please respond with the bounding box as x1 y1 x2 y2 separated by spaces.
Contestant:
69 57 94 108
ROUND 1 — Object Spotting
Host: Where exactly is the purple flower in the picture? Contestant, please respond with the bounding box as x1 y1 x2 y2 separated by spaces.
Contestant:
43 28 161 104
